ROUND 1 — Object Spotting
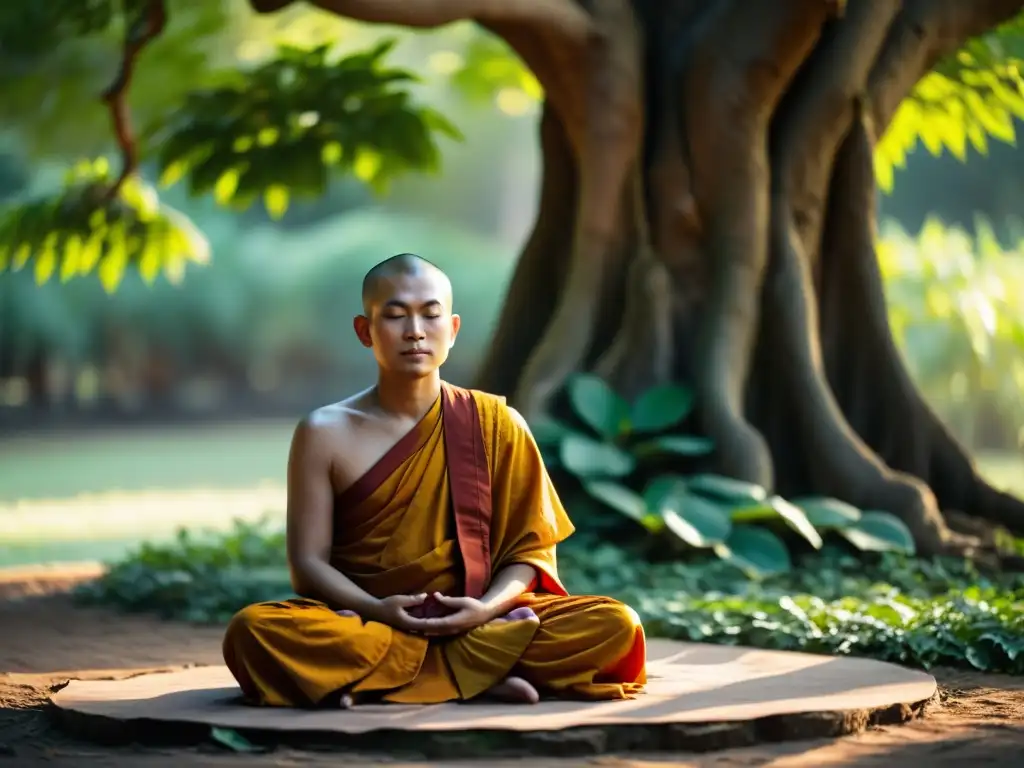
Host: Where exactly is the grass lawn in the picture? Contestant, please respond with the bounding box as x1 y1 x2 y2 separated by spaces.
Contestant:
0 420 292 567
0 421 1021 568
0 420 294 502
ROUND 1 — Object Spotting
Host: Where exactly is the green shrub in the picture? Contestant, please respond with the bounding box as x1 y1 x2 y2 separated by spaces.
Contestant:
76 518 1024 675
562 540 1024 674
535 374 917 579
74 517 293 624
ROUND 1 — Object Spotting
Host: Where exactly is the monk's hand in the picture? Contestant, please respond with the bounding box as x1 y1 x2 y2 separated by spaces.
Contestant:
413 593 494 636
373 593 429 631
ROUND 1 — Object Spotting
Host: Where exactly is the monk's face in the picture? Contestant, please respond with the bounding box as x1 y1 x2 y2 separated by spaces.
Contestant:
354 270 461 376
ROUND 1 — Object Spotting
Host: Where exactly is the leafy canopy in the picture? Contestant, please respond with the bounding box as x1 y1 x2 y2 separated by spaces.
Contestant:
876 12 1024 192
1 1 1023 287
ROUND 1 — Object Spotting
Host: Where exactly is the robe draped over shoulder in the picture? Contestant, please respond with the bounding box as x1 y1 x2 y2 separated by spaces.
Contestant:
223 382 646 706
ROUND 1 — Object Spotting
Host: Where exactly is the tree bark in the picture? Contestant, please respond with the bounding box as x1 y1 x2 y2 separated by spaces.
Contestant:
268 0 1024 557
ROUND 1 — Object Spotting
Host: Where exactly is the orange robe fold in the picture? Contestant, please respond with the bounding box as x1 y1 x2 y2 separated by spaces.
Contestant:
223 382 647 706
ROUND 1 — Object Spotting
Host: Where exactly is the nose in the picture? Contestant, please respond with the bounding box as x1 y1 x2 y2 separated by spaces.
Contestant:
404 317 426 340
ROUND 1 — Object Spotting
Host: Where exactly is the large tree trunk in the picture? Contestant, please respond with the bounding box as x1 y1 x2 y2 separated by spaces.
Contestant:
266 0 1024 558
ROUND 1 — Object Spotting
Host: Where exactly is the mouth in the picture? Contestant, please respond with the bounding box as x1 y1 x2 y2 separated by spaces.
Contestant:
401 349 431 357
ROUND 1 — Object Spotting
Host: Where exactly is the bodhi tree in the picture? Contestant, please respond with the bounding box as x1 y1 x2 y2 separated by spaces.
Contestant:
2 0 1024 559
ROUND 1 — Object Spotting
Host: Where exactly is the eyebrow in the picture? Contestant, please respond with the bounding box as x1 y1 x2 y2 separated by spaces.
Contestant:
382 299 444 310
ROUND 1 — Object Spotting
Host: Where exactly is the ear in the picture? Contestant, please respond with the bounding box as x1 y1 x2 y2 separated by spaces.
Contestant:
353 315 373 348
448 313 461 348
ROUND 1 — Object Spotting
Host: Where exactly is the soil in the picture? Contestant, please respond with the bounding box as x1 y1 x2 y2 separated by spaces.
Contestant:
1 571 1023 767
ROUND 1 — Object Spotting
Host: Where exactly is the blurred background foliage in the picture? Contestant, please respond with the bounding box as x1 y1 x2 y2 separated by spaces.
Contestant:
0 1 1022 572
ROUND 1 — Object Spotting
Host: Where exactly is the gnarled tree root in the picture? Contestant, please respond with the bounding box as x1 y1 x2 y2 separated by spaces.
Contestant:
820 107 1024 549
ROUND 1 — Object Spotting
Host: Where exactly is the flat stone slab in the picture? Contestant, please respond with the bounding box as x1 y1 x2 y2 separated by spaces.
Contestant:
52 639 937 757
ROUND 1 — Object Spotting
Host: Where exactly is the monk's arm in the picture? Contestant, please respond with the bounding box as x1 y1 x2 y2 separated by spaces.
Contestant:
479 563 537 619
285 419 384 617
485 405 576 595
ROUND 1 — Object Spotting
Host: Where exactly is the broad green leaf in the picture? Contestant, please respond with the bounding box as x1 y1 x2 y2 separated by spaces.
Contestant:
567 373 630 440
714 527 792 579
839 510 917 555
768 497 823 549
658 486 732 548
790 497 863 529
633 435 715 458
642 474 689 510
210 726 259 753
527 416 575 445
965 643 994 671
729 496 823 549
980 631 1024 662
686 474 767 505
629 384 695 433
559 433 635 478
582 481 647 524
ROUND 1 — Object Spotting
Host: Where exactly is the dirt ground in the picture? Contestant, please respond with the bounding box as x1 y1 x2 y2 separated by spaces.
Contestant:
2 571 1024 767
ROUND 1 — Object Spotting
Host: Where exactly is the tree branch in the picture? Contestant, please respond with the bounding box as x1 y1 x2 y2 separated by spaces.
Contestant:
510 0 645 422
771 0 900 260
869 0 1024 133
101 0 167 200
305 0 590 37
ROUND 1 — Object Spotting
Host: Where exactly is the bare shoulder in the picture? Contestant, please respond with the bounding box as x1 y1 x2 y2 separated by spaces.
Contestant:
292 389 374 455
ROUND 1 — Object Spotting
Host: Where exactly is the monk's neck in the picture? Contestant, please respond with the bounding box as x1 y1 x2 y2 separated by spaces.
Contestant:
374 373 442 419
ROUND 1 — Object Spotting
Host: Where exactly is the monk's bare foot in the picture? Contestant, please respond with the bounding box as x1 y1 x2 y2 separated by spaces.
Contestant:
338 692 354 709
484 676 539 704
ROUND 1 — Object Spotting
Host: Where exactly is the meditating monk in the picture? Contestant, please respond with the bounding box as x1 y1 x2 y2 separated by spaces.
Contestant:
222 253 647 707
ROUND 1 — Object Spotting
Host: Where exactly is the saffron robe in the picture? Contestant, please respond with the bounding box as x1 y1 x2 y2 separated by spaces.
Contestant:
222 383 647 706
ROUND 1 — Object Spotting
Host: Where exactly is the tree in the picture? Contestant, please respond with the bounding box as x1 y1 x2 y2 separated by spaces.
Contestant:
2 0 1024 560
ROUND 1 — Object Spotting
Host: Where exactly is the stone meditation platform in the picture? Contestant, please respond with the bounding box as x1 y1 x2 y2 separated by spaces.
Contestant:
52 639 937 757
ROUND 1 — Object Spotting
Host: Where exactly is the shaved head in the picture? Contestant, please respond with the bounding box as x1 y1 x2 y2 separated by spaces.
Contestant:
361 253 452 316
354 252 461 375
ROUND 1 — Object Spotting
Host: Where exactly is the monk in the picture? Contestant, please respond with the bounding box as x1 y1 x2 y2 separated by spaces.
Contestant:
222 253 646 707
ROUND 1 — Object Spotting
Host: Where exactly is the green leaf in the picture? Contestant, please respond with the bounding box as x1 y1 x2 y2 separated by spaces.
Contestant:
730 496 823 549
642 474 688 510
263 185 290 220
567 374 630 440
839 510 917 556
34 247 56 284
582 481 647 524
790 497 863 529
629 384 695 433
632 435 715 458
210 726 260 753
0 160 209 289
659 488 732 548
965 644 993 671
686 474 767 505
214 167 241 205
527 416 574 445
559 433 635 478
714 527 792 578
